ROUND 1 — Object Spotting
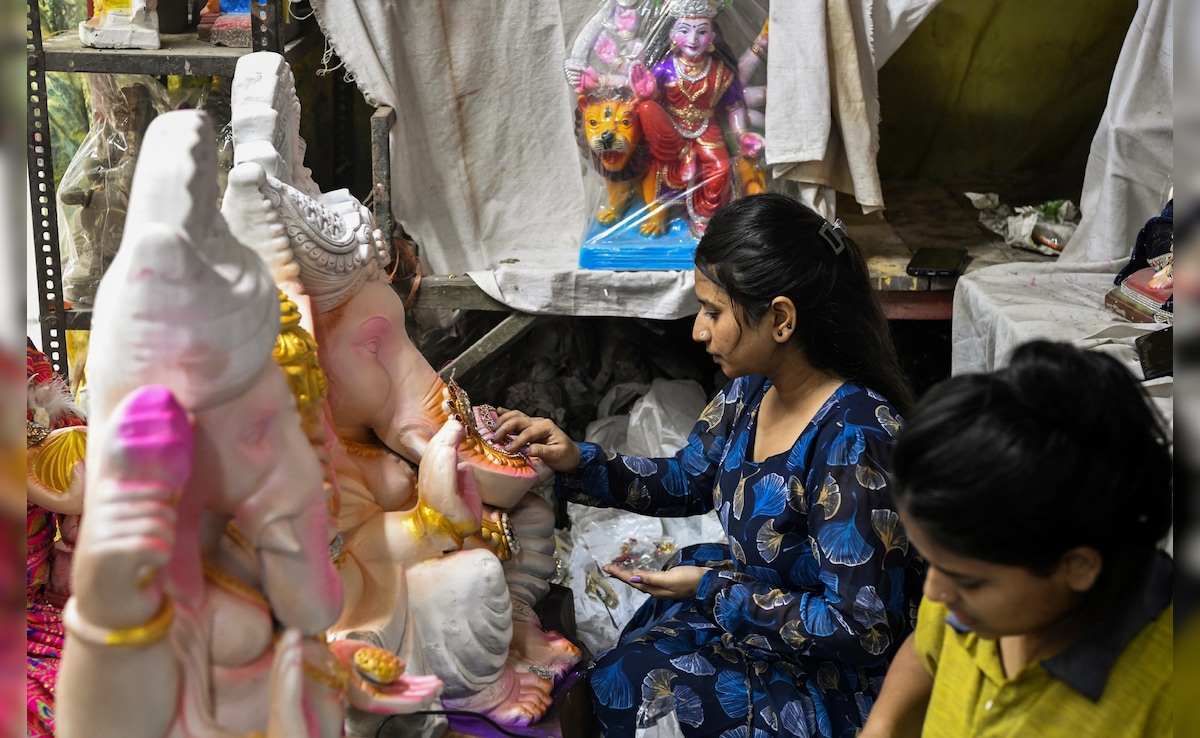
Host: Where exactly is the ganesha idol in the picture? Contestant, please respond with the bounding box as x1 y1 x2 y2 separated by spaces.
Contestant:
220 52 581 733
57 109 441 738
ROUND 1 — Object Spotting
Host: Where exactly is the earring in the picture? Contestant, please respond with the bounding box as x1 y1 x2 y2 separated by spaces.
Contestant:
786 323 791 329
777 330 783 336
706 42 715 53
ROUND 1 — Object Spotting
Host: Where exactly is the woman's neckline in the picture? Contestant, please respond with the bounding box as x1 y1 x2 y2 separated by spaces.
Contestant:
746 377 849 465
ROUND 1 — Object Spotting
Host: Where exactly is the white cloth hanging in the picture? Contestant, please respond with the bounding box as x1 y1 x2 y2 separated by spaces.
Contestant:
951 0 1173 412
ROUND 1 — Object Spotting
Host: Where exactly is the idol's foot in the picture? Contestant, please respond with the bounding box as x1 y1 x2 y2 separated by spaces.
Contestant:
440 662 553 727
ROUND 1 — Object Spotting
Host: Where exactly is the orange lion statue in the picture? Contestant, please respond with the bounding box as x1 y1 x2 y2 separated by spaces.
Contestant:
576 91 653 225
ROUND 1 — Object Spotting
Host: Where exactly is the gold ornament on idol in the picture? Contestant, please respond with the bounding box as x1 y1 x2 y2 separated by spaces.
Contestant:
272 290 329 434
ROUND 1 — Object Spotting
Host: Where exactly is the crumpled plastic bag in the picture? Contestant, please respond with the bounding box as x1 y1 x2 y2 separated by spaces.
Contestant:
635 695 685 738
560 378 723 655
966 191 1080 256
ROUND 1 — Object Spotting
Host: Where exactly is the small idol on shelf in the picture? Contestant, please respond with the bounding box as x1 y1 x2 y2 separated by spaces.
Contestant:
79 0 160 49
198 0 253 47
571 0 769 270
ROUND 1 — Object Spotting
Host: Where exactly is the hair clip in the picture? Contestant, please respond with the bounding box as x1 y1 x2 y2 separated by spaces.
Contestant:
818 219 848 256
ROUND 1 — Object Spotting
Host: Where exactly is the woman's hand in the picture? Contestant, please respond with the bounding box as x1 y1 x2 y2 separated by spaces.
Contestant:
493 409 582 473
603 564 710 600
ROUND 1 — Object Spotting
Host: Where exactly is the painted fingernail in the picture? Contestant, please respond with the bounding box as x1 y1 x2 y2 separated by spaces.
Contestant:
630 575 642 583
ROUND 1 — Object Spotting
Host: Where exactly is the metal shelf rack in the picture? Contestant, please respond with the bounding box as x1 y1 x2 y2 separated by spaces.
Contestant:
27 0 320 380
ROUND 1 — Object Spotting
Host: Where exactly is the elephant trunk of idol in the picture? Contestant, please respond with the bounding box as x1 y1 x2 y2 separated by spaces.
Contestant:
231 475 344 635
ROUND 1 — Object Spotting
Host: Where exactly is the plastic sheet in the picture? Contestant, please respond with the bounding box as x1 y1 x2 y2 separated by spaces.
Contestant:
55 76 170 306
567 0 769 269
558 378 722 655
966 191 1081 257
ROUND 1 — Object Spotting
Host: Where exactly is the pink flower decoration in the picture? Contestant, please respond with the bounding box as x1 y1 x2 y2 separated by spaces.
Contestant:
595 34 617 64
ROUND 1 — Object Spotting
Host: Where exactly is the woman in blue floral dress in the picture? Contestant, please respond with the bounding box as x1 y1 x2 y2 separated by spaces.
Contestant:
497 193 926 737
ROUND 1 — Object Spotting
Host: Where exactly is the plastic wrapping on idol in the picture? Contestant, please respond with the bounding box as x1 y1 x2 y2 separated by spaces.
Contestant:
55 75 173 307
568 0 769 269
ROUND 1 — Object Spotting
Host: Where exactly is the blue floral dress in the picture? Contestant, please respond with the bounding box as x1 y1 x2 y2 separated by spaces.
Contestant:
557 376 924 737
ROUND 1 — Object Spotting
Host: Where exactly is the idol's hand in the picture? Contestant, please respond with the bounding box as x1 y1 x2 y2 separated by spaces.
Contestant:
603 564 711 600
564 59 586 90
493 409 581 473
630 64 655 99
739 132 765 158
577 66 600 93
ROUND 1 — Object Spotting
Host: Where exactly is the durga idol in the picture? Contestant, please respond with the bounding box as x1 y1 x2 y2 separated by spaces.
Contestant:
631 0 763 237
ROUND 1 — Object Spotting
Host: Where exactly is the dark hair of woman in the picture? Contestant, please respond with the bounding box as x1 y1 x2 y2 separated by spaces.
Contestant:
892 340 1172 624
694 193 915 415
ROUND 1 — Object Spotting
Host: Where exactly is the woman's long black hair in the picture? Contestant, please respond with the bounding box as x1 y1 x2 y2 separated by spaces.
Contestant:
695 193 915 414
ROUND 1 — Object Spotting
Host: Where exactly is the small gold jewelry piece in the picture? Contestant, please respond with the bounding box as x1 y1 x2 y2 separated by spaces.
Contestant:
352 646 404 685
26 420 50 448
749 41 765 59
64 595 174 647
479 512 521 561
203 562 270 609
272 290 329 429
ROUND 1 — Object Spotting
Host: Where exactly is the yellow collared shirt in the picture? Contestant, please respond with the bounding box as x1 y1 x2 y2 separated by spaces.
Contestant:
913 596 1172 737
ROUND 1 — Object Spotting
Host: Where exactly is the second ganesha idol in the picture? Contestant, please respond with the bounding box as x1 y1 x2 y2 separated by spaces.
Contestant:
221 51 580 733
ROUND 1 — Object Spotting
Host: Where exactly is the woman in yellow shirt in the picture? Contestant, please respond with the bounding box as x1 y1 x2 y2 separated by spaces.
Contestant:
860 340 1172 737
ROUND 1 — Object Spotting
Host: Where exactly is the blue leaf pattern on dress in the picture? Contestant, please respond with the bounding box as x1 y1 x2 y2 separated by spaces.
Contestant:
744 565 783 587
853 586 887 628
670 652 716 675
807 681 832 738
752 473 788 518
717 670 750 718
800 594 839 637
591 658 635 709
854 692 874 723
818 569 841 604
623 455 658 477
724 425 750 471
726 377 745 405
828 421 866 466
681 435 709 477
780 699 811 737
817 517 875 567
714 584 754 634
566 377 922 738
658 462 687 498
673 684 705 727
707 435 726 463
791 544 820 586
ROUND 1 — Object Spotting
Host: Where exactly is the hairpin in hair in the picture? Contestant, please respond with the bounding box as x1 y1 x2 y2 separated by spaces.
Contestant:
818 219 848 256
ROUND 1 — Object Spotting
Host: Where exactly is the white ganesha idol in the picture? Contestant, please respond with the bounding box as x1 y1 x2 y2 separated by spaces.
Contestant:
221 52 582 735
58 109 441 738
